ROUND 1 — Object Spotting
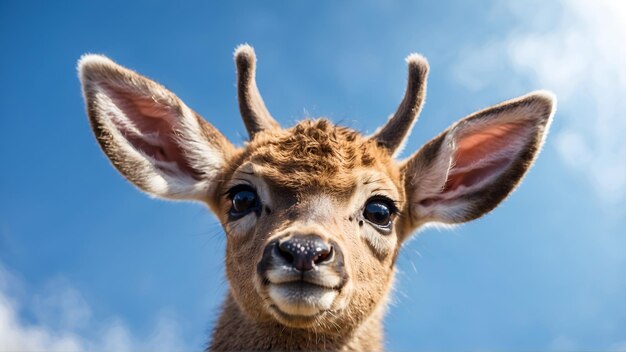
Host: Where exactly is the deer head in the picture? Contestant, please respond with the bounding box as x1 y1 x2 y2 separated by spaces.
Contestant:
78 44 555 347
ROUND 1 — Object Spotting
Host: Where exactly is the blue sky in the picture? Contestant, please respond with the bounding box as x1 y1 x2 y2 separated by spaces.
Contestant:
1 0 625 350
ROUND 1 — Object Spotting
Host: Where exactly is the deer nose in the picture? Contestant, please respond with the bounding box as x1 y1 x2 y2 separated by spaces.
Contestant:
277 235 333 271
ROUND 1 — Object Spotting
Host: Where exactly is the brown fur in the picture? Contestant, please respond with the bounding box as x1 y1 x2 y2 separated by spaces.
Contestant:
78 47 556 351
235 45 280 137
373 54 429 153
208 119 401 351
226 119 399 195
210 293 384 351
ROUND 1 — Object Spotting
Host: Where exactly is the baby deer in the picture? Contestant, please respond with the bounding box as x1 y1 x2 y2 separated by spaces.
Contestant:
79 45 555 351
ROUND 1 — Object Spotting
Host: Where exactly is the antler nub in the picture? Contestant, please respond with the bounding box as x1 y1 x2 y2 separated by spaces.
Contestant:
372 53 429 155
235 44 280 138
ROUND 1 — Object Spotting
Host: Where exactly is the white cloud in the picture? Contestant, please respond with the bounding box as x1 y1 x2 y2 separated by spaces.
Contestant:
454 0 626 203
31 278 92 331
0 263 187 352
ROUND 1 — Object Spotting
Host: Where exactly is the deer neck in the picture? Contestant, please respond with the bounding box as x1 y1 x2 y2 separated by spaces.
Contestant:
208 291 385 351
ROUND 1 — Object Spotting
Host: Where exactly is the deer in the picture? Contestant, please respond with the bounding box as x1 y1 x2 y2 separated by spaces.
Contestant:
78 44 555 351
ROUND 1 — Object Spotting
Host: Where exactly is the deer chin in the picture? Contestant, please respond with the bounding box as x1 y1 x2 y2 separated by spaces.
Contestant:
266 281 338 326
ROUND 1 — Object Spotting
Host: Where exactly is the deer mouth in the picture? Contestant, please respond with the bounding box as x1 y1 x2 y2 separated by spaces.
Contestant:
256 237 349 324
269 304 327 325
267 281 338 318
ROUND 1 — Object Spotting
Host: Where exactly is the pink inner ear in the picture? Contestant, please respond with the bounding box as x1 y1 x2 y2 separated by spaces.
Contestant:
105 85 201 178
443 122 527 192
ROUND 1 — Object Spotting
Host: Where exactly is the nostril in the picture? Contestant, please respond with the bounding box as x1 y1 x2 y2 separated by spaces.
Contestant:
313 246 333 265
277 243 295 264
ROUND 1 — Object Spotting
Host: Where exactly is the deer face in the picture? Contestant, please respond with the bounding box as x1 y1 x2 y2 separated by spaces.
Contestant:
79 45 555 334
218 120 402 329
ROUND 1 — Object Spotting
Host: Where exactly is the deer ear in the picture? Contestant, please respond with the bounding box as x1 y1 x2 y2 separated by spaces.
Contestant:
402 91 555 232
78 55 235 201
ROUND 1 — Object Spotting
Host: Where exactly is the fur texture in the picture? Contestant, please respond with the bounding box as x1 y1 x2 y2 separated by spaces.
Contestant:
235 44 280 137
372 53 429 156
229 119 400 195
78 46 556 351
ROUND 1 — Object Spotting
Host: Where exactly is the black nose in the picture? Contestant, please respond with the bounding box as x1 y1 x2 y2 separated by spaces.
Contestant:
277 235 333 271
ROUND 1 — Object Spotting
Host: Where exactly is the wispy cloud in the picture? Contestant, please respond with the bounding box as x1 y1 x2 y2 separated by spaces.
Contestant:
454 0 626 203
0 263 188 352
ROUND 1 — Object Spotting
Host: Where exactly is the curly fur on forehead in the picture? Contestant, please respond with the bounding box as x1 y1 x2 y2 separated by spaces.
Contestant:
239 119 400 195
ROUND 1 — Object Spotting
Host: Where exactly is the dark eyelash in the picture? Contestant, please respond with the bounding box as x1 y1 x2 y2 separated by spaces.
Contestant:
223 184 255 199
369 194 400 214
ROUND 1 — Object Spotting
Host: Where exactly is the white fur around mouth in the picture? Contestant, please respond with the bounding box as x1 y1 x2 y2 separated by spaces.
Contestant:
268 282 337 317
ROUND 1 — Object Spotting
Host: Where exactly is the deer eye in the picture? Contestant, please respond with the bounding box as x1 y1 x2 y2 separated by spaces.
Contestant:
363 197 397 228
228 185 259 218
